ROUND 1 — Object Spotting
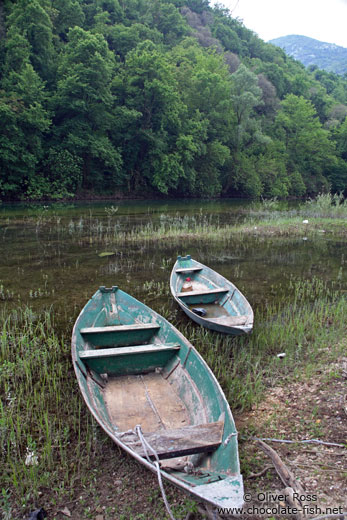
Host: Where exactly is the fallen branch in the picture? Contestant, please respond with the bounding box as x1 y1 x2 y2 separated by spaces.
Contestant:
250 437 345 448
246 464 273 479
257 440 305 520
257 440 305 493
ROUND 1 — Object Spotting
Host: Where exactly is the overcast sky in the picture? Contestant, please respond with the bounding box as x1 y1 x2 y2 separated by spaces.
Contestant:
216 0 347 48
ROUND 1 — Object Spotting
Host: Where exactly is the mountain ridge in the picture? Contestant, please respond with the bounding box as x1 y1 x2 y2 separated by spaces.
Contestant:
269 34 347 74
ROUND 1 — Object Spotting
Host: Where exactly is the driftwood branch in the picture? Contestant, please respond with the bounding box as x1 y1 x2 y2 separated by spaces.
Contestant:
257 440 305 520
257 440 305 493
246 464 273 479
250 437 345 448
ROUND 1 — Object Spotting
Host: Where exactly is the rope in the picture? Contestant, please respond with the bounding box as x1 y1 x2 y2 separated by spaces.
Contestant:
135 425 177 520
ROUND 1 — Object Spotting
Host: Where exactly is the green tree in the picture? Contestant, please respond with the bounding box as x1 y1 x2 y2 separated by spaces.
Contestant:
6 0 55 81
53 27 122 191
114 41 190 194
0 64 50 197
275 94 336 194
53 0 85 41
107 23 162 60
172 41 235 195
223 64 267 196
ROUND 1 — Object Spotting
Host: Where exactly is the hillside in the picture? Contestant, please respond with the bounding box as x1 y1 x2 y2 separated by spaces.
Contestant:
270 34 347 75
0 0 346 201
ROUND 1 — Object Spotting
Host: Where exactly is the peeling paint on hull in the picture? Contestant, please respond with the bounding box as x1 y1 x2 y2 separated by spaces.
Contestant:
170 256 254 335
71 286 244 510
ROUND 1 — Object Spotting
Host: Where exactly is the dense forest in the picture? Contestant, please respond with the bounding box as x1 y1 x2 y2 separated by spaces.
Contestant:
1 0 347 201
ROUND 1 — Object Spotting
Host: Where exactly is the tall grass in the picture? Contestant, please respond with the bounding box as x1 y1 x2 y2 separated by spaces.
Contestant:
0 307 98 514
304 192 347 217
2 193 346 251
0 276 345 517
179 276 346 412
249 192 347 220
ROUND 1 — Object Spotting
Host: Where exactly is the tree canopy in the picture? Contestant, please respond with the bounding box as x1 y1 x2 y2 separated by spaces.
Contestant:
0 0 346 200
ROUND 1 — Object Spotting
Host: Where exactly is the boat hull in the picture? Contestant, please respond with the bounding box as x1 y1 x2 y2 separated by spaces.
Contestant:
71 286 244 509
170 256 253 335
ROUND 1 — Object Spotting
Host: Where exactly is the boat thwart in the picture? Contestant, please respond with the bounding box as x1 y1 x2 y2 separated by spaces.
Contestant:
170 255 253 335
72 285 244 510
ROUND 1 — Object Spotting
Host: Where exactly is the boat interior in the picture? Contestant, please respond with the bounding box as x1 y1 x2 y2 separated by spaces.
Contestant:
77 320 226 481
174 265 249 325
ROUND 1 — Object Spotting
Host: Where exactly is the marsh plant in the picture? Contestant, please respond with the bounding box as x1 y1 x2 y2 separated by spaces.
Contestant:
304 192 347 217
250 192 347 221
182 276 346 412
141 280 170 298
0 283 15 301
0 275 346 517
0 307 98 512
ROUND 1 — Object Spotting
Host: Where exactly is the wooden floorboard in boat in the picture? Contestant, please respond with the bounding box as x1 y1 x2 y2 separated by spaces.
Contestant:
208 315 248 326
104 372 189 433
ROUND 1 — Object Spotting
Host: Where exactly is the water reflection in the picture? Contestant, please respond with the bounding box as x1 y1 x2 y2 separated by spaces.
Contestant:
0 200 345 330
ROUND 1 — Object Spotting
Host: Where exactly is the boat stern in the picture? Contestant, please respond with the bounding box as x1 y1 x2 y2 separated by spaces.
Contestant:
193 474 244 511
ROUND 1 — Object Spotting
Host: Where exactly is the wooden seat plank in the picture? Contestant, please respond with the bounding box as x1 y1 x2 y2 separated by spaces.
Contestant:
80 324 160 334
79 324 161 348
79 344 180 376
175 267 203 273
79 343 180 359
119 421 224 460
177 287 228 298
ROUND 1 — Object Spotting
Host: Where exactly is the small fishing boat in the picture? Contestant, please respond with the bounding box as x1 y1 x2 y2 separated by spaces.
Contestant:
170 256 253 335
72 286 243 511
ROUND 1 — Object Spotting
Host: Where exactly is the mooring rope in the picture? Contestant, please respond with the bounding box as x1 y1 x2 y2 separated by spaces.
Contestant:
134 425 177 520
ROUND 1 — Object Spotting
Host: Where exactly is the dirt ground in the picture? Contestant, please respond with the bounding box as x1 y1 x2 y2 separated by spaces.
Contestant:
235 349 347 519
27 349 346 520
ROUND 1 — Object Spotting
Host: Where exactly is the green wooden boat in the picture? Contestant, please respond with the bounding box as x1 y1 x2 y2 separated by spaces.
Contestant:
72 286 244 510
170 255 253 335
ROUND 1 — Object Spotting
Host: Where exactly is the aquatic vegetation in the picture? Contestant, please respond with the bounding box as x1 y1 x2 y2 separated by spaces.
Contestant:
0 200 345 517
181 277 347 412
0 274 345 517
249 192 347 221
0 307 98 509
304 192 347 218
141 280 170 298
0 283 15 301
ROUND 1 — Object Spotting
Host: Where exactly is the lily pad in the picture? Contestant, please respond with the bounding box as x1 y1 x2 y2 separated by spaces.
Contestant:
98 251 116 257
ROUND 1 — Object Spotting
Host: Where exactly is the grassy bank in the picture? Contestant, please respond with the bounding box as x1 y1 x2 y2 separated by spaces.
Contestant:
1 194 346 248
1 275 346 519
182 276 346 411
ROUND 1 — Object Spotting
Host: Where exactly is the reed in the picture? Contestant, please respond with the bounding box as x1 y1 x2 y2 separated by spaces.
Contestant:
0 307 96 512
2 194 346 252
249 192 347 220
0 280 345 517
0 305 198 519
178 276 346 412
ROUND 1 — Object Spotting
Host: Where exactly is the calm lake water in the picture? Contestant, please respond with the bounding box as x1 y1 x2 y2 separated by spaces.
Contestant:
0 199 345 332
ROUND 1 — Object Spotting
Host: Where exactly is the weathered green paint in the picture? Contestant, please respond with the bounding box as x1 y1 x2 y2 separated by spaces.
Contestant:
170 255 254 335
177 290 228 305
81 324 160 347
71 285 244 509
80 344 180 375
